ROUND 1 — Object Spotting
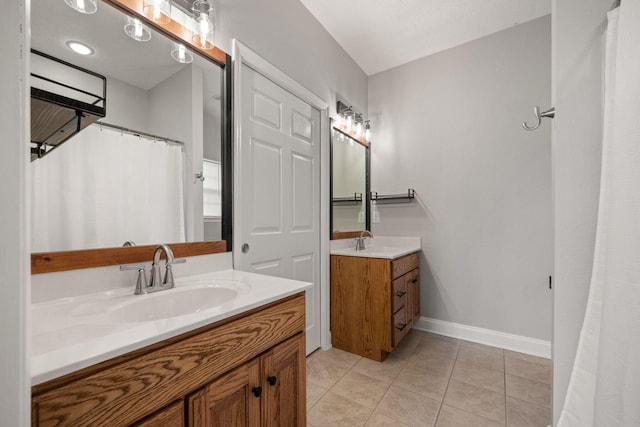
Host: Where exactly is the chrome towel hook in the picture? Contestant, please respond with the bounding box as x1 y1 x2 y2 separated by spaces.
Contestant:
522 106 555 131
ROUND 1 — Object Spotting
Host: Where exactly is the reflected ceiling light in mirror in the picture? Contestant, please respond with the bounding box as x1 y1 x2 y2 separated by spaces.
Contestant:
191 0 215 50
143 0 172 24
66 40 94 55
171 42 194 64
64 0 97 14
364 120 371 141
124 16 152 42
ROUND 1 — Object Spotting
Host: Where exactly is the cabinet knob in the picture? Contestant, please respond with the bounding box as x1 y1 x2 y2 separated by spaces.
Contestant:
396 291 407 297
396 322 408 331
267 376 277 386
411 278 418 283
252 386 262 397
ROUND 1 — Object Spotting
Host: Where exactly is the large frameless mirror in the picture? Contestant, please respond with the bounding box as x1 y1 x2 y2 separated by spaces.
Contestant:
30 0 231 254
330 122 371 238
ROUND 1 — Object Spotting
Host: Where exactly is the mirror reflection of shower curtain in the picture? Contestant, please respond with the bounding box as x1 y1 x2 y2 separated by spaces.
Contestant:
31 125 186 252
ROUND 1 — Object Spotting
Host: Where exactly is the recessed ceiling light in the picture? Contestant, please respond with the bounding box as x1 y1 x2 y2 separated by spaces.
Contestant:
66 40 94 56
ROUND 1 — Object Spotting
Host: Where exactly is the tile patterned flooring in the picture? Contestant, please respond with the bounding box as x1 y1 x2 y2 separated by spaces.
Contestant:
306 330 552 427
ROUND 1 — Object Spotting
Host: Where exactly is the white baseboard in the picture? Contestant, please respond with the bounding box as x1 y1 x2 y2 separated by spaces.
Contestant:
413 317 551 359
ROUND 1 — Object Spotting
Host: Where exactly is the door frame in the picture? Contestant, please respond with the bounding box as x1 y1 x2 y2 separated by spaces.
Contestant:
232 40 331 351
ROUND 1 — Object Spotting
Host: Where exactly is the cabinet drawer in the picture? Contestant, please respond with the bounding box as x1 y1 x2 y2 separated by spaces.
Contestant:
391 276 407 314
391 252 419 280
392 307 410 347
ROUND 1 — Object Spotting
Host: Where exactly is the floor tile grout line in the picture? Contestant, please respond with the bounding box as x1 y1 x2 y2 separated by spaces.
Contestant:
431 338 461 427
503 349 508 426
507 394 552 410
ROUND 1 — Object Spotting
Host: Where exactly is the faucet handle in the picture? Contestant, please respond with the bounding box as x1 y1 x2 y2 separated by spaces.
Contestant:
120 263 145 271
120 264 148 295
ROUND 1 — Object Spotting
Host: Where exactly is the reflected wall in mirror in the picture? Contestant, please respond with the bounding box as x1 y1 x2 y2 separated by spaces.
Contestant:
30 0 230 253
330 123 370 238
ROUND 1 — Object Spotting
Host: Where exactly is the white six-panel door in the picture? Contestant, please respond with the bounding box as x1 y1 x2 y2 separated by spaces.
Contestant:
235 60 321 354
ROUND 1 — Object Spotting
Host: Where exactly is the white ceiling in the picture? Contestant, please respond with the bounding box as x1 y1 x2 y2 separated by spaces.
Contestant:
299 0 551 75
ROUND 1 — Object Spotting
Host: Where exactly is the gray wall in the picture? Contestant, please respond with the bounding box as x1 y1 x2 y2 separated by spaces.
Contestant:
368 16 553 341
0 1 29 425
216 0 368 117
552 0 611 422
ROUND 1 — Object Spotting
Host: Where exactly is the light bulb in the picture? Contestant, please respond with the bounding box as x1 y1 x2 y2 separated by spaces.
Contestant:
365 127 371 141
346 115 353 131
65 0 97 14
197 14 212 48
124 16 152 42
191 0 215 50
135 21 142 38
356 122 363 137
171 43 193 64
143 0 171 24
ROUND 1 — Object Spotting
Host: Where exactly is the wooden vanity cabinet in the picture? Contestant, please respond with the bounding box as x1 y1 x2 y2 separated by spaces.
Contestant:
331 252 420 361
188 334 305 427
31 293 306 427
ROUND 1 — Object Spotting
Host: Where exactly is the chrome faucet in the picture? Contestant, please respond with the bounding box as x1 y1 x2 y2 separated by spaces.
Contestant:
355 230 374 251
120 243 186 295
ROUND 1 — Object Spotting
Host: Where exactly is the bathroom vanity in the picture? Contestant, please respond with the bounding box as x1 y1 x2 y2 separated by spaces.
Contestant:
31 265 311 426
330 237 421 361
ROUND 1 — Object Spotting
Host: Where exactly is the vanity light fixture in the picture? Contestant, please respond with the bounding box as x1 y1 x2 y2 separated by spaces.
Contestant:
64 0 97 14
171 42 193 64
337 100 370 142
124 16 152 42
66 40 94 55
191 0 215 50
143 0 172 24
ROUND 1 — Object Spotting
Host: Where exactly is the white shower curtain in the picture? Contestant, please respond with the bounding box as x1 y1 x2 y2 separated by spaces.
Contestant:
558 2 640 426
31 124 186 251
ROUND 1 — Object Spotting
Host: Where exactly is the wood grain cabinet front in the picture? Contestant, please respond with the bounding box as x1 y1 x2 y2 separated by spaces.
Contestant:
31 293 306 427
187 334 305 427
331 252 420 361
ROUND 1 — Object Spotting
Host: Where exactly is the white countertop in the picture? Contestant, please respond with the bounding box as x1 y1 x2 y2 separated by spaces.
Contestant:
31 269 311 386
330 236 421 259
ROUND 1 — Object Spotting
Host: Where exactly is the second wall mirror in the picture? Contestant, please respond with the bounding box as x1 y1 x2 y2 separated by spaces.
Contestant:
330 121 371 238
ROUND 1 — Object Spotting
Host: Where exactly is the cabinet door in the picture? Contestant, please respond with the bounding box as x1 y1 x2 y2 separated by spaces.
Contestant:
187 359 261 427
407 269 420 326
133 400 184 427
261 334 306 427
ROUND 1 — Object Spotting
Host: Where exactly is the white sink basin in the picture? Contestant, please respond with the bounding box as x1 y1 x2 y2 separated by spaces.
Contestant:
106 281 249 323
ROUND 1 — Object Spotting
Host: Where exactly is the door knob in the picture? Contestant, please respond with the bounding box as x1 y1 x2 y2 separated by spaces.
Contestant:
241 243 250 253
252 386 262 397
267 376 277 386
